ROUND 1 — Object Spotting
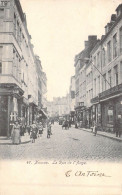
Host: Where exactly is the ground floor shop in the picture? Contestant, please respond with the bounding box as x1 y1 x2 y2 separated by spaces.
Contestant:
0 84 39 137
0 84 24 136
91 84 122 133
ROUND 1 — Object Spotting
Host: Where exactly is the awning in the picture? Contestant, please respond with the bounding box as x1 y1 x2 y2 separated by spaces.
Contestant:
39 109 48 118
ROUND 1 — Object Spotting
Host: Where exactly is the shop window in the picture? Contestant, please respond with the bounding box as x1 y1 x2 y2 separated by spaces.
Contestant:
107 106 114 123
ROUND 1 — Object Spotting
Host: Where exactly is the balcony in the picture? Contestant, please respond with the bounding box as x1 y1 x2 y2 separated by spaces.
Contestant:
99 83 122 100
91 83 122 104
91 96 99 104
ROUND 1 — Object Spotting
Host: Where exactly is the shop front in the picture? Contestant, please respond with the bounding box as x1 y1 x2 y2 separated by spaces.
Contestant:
0 83 24 137
91 83 122 133
75 102 86 128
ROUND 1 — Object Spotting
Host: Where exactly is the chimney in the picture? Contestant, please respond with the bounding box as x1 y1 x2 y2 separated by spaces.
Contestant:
111 14 116 22
88 35 97 47
101 35 105 40
105 23 113 35
116 4 122 17
84 41 89 49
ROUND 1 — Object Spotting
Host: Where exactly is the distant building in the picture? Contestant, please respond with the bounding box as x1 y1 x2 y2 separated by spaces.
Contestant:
69 76 75 122
74 36 98 126
47 95 70 118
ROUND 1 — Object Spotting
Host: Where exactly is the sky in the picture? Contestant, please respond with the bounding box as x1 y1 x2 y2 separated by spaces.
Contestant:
20 0 121 101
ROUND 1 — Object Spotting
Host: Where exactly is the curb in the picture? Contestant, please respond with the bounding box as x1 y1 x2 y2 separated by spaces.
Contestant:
79 128 122 142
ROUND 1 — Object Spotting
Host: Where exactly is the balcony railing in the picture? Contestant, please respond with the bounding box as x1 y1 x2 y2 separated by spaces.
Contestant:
91 83 122 103
99 83 122 100
91 96 99 104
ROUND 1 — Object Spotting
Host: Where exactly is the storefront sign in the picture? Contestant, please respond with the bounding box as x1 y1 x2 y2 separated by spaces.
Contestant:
108 110 113 115
118 115 121 118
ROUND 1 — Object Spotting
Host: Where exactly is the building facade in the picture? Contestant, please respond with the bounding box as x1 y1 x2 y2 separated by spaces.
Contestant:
69 76 75 122
91 4 122 132
74 4 122 132
74 36 98 127
0 0 47 136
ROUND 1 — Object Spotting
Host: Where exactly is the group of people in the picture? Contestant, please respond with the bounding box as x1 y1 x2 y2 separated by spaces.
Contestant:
62 119 72 130
11 120 44 145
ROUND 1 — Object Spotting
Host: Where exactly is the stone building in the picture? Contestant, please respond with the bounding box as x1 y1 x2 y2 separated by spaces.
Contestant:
35 55 47 119
74 36 98 126
0 0 47 136
47 95 70 118
74 4 122 132
69 76 75 122
91 4 122 132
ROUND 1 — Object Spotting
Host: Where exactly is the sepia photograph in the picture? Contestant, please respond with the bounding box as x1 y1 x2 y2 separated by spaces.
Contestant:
0 0 122 194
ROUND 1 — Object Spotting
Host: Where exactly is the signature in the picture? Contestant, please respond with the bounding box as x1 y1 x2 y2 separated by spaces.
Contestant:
65 170 111 177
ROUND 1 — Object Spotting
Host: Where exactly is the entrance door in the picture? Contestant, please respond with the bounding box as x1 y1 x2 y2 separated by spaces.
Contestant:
0 96 8 136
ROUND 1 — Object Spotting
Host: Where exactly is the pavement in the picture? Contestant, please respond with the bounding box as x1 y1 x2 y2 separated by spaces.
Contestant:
78 127 122 142
0 123 122 161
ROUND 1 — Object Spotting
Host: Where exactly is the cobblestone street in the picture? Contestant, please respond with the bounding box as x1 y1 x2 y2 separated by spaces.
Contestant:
0 123 122 162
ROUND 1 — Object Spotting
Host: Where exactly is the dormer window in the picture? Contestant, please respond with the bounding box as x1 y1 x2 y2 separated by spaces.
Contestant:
116 4 122 17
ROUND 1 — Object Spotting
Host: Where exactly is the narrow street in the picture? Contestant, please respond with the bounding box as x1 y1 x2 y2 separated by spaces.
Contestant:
0 123 122 162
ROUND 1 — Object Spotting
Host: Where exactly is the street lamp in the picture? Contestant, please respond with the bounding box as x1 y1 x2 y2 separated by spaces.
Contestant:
84 58 111 88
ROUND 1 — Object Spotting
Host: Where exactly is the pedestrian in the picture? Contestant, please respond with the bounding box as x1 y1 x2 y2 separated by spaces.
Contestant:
26 125 31 135
38 121 43 137
115 118 121 137
69 119 72 128
30 121 38 143
75 120 78 128
47 122 51 138
20 123 25 136
93 120 97 136
11 120 21 145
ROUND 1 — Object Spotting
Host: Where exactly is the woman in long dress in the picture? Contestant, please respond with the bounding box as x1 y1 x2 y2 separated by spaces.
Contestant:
11 121 21 144
30 121 38 143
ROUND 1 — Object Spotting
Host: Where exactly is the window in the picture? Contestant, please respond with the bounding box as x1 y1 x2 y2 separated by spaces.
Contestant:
120 27 122 54
0 9 4 31
107 41 111 63
17 21 19 41
107 106 114 123
120 61 122 83
113 33 117 58
94 78 96 96
94 56 96 67
103 74 106 91
114 65 118 86
108 70 112 88
0 8 4 18
97 52 100 67
98 76 100 93
14 14 16 36
0 46 2 73
0 62 2 73
102 48 105 67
